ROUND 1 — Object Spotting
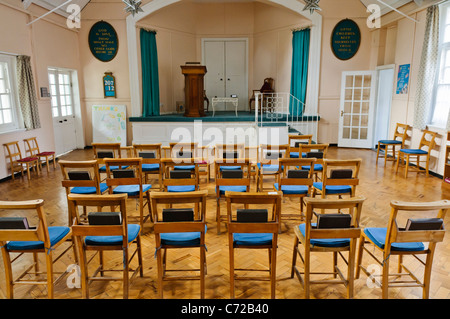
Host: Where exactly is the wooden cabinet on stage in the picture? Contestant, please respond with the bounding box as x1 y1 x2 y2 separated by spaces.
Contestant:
181 64 207 118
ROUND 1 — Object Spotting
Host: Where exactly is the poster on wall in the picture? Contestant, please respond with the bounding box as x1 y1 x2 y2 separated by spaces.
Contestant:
396 64 410 94
92 105 126 146
331 19 361 60
88 21 119 62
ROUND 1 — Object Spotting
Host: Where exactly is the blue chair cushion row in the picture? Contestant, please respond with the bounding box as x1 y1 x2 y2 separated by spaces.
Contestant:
220 166 242 171
301 164 323 171
289 152 307 159
6 226 71 251
233 233 273 246
363 228 425 252
160 225 207 247
313 182 351 195
142 163 160 171
85 224 141 246
274 183 308 195
218 185 247 194
112 184 152 196
99 165 129 172
399 149 428 155
167 185 196 192
379 140 402 145
257 163 280 171
298 224 350 248
174 165 195 170
71 182 108 194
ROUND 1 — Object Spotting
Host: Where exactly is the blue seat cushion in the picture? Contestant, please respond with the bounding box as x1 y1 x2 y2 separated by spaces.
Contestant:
85 224 141 246
289 152 306 158
160 226 207 247
400 149 428 155
113 184 152 196
99 165 128 172
233 233 273 246
71 182 108 194
313 182 351 195
167 185 196 192
6 226 70 251
364 228 425 252
142 163 160 171
174 165 195 170
274 183 308 195
301 164 323 171
257 163 280 171
298 224 350 247
219 185 247 194
379 140 402 145
220 166 241 171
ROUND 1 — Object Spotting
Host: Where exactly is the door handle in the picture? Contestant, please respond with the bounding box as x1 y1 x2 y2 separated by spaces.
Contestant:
59 120 63 123
220 78 223 81
340 110 344 117
64 119 67 122
227 78 230 81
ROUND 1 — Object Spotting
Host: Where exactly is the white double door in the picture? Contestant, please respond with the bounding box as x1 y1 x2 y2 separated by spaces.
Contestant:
203 39 248 111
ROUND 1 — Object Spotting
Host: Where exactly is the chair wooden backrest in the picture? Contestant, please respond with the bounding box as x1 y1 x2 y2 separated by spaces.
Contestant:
215 158 252 190
92 142 122 166
384 199 450 254
289 135 313 155
169 142 198 159
59 160 102 194
322 159 361 193
225 191 282 236
0 199 51 248
215 144 245 160
417 130 438 153
299 143 329 164
23 137 41 158
4 141 27 165
392 123 411 145
132 143 162 166
68 194 129 248
161 158 200 190
259 144 289 165
103 158 144 192
303 196 365 247
277 158 316 188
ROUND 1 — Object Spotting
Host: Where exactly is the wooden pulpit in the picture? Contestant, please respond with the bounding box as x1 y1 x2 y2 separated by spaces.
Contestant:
181 64 207 117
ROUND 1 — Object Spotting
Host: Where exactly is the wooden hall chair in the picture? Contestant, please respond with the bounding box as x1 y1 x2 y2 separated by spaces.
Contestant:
151 190 208 298
104 158 152 229
68 193 143 299
226 191 282 299
288 134 313 159
0 199 74 299
356 199 450 299
23 137 56 173
91 142 122 179
312 159 361 199
395 129 437 178
291 196 365 299
132 143 163 190
274 158 316 226
249 77 275 113
161 158 200 193
257 144 289 192
298 143 329 182
3 141 40 181
215 158 252 234
376 123 410 166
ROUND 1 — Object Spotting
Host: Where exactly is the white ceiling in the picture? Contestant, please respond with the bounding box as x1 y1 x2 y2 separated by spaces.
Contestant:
359 0 422 16
23 0 91 17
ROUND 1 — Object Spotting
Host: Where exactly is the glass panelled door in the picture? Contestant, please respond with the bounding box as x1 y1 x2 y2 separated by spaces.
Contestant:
338 71 376 148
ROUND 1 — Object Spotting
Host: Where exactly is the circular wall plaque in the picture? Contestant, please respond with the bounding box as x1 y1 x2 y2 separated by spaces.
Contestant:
88 21 119 62
331 19 361 61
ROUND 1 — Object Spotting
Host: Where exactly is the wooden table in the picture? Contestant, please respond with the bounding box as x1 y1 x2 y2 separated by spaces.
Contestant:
211 97 238 117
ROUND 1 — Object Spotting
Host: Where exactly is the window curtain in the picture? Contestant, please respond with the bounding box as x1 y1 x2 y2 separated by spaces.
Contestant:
140 29 160 117
413 5 440 130
16 55 40 129
290 28 310 116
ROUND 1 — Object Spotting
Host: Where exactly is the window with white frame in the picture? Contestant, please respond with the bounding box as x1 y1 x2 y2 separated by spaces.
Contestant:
0 55 20 133
48 68 74 118
431 2 450 127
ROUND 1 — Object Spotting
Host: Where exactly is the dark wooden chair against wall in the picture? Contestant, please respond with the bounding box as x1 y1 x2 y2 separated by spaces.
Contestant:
249 78 275 113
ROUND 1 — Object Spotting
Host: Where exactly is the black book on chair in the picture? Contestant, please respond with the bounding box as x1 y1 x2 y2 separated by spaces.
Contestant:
112 169 135 179
0 217 30 229
170 170 192 179
316 214 352 229
236 209 268 222
330 169 353 179
97 151 114 159
405 218 443 231
139 151 156 159
222 169 243 179
68 171 91 180
287 170 309 179
88 212 122 225
162 208 194 222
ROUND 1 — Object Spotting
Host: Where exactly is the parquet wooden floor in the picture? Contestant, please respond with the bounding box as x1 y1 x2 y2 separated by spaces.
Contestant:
0 146 449 300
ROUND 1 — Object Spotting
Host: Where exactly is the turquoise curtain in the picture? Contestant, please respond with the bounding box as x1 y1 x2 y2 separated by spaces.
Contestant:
140 29 160 117
290 29 310 116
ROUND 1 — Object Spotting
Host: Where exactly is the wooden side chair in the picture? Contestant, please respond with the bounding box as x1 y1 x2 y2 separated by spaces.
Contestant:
3 141 40 181
68 194 143 299
161 158 200 193
198 145 214 183
215 158 252 234
257 144 289 192
0 199 74 299
151 190 208 298
245 146 259 184
226 191 282 299
215 143 246 171
376 123 411 166
59 160 108 225
288 134 313 159
92 142 122 179
169 142 198 171
104 158 152 229
23 137 56 173
298 143 329 181
291 196 365 299
312 159 361 199
274 158 316 226
249 77 275 113
356 199 450 299
133 143 163 190
395 129 437 178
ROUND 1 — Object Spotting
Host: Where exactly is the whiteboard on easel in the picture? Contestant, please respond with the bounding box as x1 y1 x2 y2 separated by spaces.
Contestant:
92 105 127 146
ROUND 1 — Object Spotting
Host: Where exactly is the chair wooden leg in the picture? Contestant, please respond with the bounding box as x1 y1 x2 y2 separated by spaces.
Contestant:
395 153 401 173
123 248 129 299
290 236 299 278
137 235 144 277
425 155 430 177
376 143 380 164
355 235 364 279
45 251 54 299
333 251 338 278
381 254 390 299
270 246 277 299
1 249 14 299
347 239 357 299
404 155 410 178
200 246 206 299
304 244 310 299
229 236 235 299
216 198 221 235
